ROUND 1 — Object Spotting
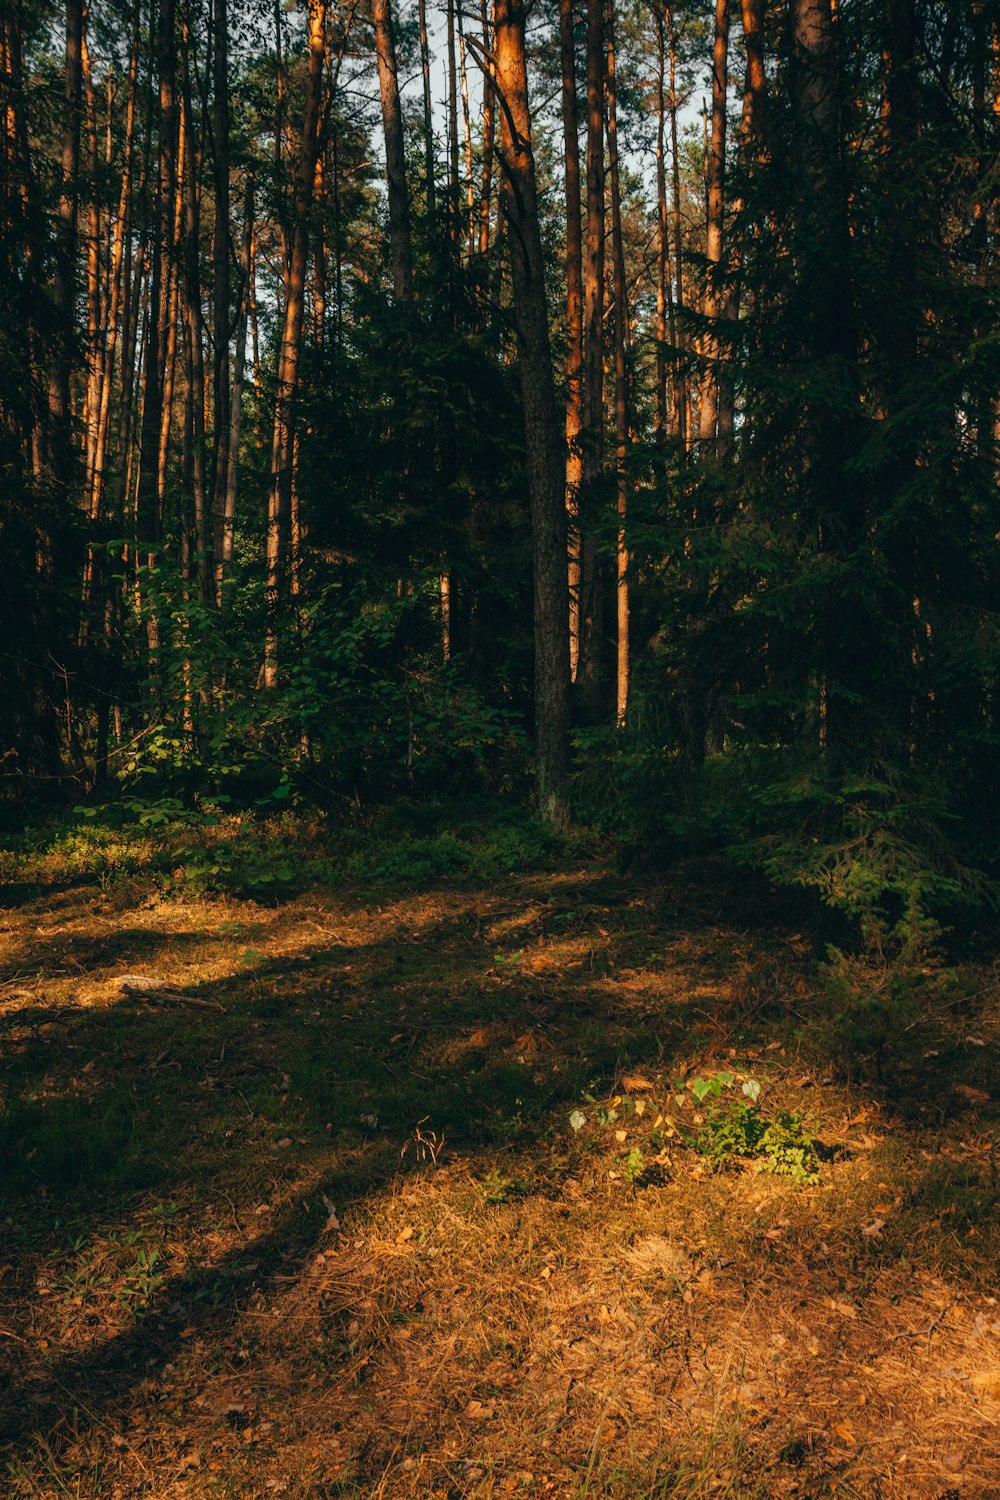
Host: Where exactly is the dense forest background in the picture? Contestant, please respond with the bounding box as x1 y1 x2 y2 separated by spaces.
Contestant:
2 0 1000 947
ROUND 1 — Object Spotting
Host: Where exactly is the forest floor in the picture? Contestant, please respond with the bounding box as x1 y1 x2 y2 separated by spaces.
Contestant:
1 808 999 1499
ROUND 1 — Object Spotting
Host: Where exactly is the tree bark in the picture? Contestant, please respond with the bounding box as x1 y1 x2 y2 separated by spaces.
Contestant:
180 21 211 606
477 0 495 257
558 0 584 680
577 0 606 714
264 0 327 688
494 0 570 821
418 0 435 220
606 0 629 727
211 0 231 555
218 171 254 607
698 0 729 455
667 3 687 450
47 0 84 474
372 0 413 301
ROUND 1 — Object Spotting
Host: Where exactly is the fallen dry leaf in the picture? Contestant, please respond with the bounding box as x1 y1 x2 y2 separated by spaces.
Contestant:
954 1085 990 1106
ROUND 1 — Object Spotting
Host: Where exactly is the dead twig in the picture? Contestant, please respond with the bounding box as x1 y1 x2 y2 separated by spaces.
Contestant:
119 976 224 1012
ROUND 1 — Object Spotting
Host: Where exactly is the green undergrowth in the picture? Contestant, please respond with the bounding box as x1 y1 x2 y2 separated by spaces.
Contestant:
570 1070 822 1188
2 797 589 900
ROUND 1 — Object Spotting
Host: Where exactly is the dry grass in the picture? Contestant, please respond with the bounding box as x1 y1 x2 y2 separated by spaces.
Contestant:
1 828 999 1498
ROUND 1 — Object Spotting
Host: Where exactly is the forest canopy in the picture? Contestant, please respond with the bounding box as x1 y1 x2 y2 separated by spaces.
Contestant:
2 0 999 946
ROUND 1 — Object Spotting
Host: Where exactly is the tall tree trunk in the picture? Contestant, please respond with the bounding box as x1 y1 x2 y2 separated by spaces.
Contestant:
459 8 476 254
559 0 584 681
418 0 435 220
372 0 413 300
137 0 177 558
654 2 670 445
156 99 186 514
180 17 211 606
698 0 729 455
606 0 629 727
667 3 688 450
264 0 327 688
81 31 101 511
48 0 84 474
478 0 495 258
494 0 570 821
211 0 231 556
89 0 140 529
274 0 290 286
313 149 327 345
739 0 767 149
446 0 460 252
577 0 606 714
791 0 860 753
218 170 254 607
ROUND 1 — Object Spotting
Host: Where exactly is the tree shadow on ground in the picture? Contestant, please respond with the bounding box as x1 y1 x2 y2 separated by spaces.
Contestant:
1 863 998 1493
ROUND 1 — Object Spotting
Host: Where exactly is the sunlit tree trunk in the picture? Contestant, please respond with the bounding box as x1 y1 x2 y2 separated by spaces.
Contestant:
494 0 570 821
211 0 231 554
577 0 606 715
478 0 495 259
607 0 629 727
274 0 290 287
740 0 767 147
81 33 101 511
666 3 687 451
653 3 670 446
698 0 729 455
138 0 176 564
459 8 475 254
180 20 211 607
89 0 139 533
446 0 460 253
558 0 583 680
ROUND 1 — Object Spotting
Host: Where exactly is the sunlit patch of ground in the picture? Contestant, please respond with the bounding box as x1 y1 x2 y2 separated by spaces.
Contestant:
1 836 998 1498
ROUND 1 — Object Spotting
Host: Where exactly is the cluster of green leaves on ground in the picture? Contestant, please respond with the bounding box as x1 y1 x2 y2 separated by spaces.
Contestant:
570 1071 821 1189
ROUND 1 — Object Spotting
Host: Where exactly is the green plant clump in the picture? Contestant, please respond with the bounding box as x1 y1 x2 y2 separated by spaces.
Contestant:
689 1100 820 1186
